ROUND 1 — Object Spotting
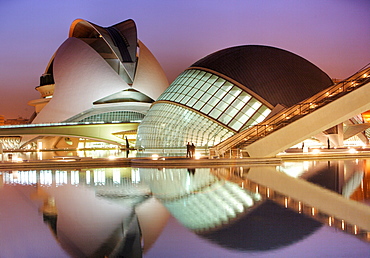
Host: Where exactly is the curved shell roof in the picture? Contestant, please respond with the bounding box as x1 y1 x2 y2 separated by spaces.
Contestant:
32 19 168 123
191 45 333 107
70 19 137 63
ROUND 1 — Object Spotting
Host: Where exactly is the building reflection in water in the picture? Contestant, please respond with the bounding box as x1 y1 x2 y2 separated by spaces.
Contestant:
1 167 170 257
213 159 370 243
1 159 369 256
138 167 324 251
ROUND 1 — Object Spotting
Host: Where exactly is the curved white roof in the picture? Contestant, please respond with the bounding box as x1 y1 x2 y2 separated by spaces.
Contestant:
33 37 129 123
32 19 168 123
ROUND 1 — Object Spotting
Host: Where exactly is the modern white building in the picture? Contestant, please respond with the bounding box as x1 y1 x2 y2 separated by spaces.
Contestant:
25 19 168 149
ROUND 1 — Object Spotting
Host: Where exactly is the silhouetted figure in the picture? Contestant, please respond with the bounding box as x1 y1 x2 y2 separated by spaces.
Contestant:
327 139 330 149
186 142 191 158
125 136 130 157
191 143 196 158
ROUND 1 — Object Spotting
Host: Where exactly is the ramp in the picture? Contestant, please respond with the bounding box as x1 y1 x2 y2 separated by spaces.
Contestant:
210 64 370 158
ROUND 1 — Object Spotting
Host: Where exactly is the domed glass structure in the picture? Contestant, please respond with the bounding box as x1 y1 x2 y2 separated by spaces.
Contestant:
136 45 333 152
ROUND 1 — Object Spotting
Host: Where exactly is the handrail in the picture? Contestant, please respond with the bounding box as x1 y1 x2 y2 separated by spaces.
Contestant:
210 64 370 157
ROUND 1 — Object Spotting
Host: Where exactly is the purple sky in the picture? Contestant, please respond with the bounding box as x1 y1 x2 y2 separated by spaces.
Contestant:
0 0 369 119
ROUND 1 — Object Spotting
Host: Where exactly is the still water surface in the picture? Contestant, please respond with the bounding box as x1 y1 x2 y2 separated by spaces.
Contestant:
0 158 369 257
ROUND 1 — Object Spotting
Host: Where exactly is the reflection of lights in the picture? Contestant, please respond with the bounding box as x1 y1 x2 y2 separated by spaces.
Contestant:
108 156 116 160
348 148 357 154
86 170 91 184
254 192 262 201
329 217 333 226
37 151 43 160
354 225 358 234
113 169 120 184
303 161 309 171
341 220 345 230
12 171 19 179
194 152 201 160
311 207 315 216
278 162 305 178
152 154 159 160
311 149 321 154
298 201 302 213
284 197 288 208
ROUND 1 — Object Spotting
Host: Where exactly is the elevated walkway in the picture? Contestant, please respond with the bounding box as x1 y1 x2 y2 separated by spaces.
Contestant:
210 64 370 158
0 122 138 146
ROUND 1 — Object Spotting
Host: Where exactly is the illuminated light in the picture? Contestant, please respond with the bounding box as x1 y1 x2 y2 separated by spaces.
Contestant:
37 151 43 160
341 220 345 230
108 156 116 160
348 148 357 154
15 157 23 163
284 197 288 208
311 149 321 154
152 154 159 160
354 225 358 234
310 103 317 109
266 188 270 198
255 185 259 193
298 201 302 213
311 207 315 216
328 217 333 226
194 152 201 160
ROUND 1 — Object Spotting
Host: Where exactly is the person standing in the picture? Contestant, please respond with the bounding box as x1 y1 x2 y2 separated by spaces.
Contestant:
191 143 196 158
186 142 191 158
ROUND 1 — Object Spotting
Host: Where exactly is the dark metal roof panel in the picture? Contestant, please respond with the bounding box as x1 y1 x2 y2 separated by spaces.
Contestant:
191 45 333 107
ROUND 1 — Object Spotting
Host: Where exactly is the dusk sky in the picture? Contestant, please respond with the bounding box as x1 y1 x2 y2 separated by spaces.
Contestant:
0 0 369 119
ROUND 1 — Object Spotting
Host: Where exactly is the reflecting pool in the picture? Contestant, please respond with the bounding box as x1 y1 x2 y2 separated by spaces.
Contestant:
0 159 369 257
